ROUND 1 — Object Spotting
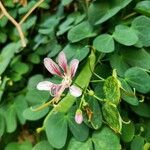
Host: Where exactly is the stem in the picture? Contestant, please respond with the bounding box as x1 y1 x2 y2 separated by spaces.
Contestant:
93 94 104 102
31 98 57 112
0 1 26 47
19 0 44 24
123 12 137 20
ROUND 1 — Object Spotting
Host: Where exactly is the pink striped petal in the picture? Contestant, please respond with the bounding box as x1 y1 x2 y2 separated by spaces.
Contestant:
36 81 53 91
50 84 62 97
70 59 79 77
58 51 68 73
44 58 62 77
69 85 82 97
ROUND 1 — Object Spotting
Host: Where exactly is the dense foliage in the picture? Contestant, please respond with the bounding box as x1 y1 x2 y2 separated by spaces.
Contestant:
0 0 150 150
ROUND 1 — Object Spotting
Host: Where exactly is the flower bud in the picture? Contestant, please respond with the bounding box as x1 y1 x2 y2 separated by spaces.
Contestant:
75 109 83 124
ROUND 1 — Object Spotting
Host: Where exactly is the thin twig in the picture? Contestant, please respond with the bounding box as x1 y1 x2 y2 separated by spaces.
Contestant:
19 0 44 24
0 1 26 47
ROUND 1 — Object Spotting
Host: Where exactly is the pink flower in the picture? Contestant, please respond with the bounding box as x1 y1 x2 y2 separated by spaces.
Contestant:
75 109 83 124
37 51 82 98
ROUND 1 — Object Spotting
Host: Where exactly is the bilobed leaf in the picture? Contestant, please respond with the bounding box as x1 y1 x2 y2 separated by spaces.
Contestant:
121 122 135 142
92 127 121 150
93 34 115 53
131 15 150 47
102 102 122 133
67 138 93 150
44 112 68 149
113 25 138 46
125 67 150 93
67 107 89 141
68 21 96 42
103 75 121 105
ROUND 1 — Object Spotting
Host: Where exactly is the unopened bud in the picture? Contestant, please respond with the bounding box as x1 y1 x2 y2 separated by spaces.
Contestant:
75 109 83 124
88 90 94 96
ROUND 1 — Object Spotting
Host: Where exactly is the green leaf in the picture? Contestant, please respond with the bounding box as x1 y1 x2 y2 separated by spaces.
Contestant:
131 136 145 150
131 103 150 118
32 140 53 150
0 114 5 137
88 0 132 25
44 112 68 149
67 107 89 141
103 75 121 105
61 0 73 6
92 127 121 150
113 25 138 46
27 74 44 90
0 31 7 43
120 79 139 106
93 34 115 53
85 97 103 129
3 105 17 133
0 76 9 102
23 107 49 121
14 95 28 124
68 21 96 42
25 89 50 105
0 42 22 75
63 44 90 61
12 62 29 75
121 48 150 70
109 53 130 77
121 122 135 142
102 103 122 133
5 142 20 150
131 16 150 47
67 138 93 150
125 67 150 93
28 53 41 64
135 1 150 17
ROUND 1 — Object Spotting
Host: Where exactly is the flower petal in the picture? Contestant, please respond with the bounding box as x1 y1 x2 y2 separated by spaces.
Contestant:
50 84 62 97
36 81 53 91
58 51 68 73
70 59 79 77
44 58 62 77
75 109 83 124
69 85 82 97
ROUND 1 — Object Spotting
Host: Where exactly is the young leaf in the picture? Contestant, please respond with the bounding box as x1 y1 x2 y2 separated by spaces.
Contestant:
102 102 122 133
103 75 121 105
